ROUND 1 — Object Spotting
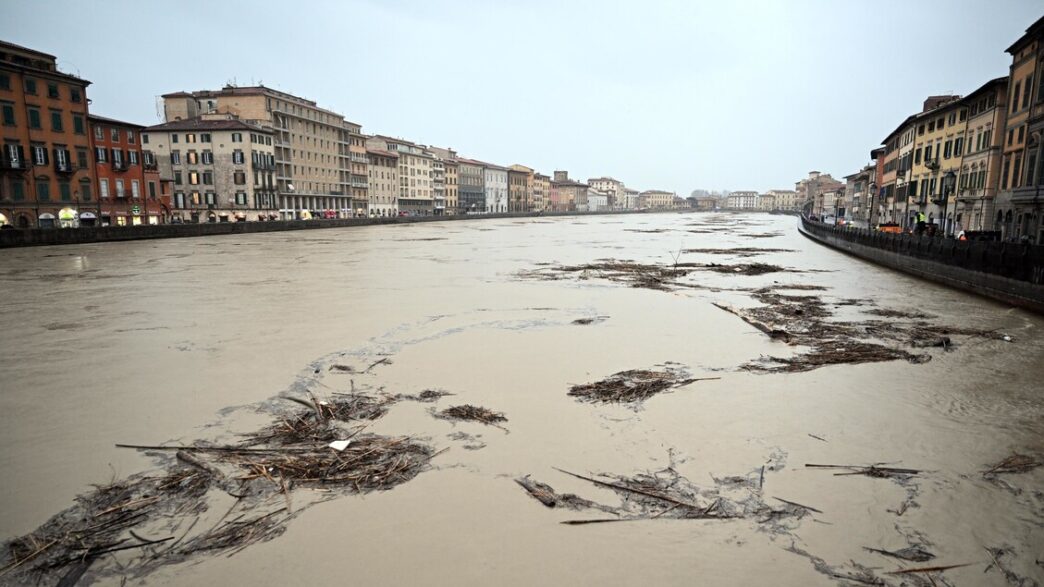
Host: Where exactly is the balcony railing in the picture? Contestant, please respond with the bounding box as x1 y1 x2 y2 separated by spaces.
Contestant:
1 157 28 171
55 161 74 174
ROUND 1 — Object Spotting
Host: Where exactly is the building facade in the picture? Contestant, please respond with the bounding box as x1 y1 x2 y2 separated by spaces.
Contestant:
457 158 485 213
549 170 587 211
533 173 549 212
366 148 399 217
483 163 508 213
508 164 533 212
366 135 435 215
444 159 458 214
0 40 94 228
587 176 625 209
1007 16 1044 243
162 85 361 219
344 121 369 217
957 77 1008 233
640 190 676 209
725 190 758 209
89 115 166 226
143 114 278 223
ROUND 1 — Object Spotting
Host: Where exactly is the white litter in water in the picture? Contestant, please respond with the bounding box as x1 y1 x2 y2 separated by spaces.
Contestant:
328 440 351 451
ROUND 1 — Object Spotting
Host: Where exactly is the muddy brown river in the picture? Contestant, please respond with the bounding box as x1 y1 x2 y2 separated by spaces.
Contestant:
1 212 1042 586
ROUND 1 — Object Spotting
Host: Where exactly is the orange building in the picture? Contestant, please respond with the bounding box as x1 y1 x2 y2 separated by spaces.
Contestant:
0 40 94 228
89 115 167 225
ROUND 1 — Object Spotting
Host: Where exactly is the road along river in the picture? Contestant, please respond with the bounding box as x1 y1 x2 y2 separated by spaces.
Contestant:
0 212 1041 586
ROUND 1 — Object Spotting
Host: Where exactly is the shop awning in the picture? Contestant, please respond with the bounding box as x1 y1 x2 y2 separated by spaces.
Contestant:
79 212 97 219
58 207 77 221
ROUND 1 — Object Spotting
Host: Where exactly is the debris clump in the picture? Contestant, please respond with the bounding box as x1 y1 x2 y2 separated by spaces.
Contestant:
436 404 507 425
568 367 716 405
983 453 1041 479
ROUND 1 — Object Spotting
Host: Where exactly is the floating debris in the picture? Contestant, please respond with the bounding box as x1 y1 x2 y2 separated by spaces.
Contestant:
435 404 508 425
683 247 796 257
864 545 936 562
572 315 609 325
396 389 454 403
805 463 922 479
568 368 717 404
982 453 1042 479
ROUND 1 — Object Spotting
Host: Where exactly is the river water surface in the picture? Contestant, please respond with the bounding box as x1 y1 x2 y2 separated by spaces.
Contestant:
1 212 1042 586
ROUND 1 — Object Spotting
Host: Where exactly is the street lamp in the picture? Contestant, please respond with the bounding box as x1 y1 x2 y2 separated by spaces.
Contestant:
939 170 956 237
868 181 877 230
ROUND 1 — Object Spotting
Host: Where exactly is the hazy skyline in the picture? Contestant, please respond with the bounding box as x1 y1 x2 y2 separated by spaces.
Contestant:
4 0 1041 193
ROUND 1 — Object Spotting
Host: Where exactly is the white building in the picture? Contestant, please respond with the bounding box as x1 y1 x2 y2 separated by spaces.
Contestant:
586 189 610 211
587 177 626 209
726 191 758 209
482 163 508 213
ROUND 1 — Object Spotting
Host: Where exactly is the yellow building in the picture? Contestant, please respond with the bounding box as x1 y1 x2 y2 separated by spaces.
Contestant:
956 77 1008 232
908 96 966 232
1004 16 1044 242
508 164 534 212
533 173 550 212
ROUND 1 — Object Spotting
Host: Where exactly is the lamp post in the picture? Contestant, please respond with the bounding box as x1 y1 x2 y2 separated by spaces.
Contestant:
939 170 956 237
897 175 906 229
868 181 877 230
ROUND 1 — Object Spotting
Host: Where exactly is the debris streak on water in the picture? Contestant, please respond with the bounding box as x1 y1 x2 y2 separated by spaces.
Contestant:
0 213 1042 585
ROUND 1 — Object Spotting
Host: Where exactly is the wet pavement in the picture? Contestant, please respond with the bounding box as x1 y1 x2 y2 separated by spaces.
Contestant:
1 212 1042 586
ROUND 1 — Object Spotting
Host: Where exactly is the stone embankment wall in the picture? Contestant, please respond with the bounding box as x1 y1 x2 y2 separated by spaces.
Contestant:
0 210 646 248
798 216 1044 315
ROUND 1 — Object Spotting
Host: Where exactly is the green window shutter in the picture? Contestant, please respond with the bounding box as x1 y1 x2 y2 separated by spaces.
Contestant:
29 109 40 128
73 115 84 134
1 104 14 125
59 182 71 201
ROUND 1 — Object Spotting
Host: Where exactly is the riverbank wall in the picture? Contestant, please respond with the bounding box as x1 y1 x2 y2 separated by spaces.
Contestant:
798 215 1044 314
0 210 651 249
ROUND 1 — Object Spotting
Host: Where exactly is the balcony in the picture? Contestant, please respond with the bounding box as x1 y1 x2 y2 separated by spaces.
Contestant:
349 179 368 189
112 160 129 172
924 158 940 171
54 161 74 174
1 157 28 172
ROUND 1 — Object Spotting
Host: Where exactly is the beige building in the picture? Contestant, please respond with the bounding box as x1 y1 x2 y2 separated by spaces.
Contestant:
550 170 587 211
766 189 799 210
957 77 1008 232
143 113 277 222
366 148 399 217
726 190 758 209
533 173 550 212
427 146 458 215
508 164 534 212
622 188 641 210
640 190 676 209
162 85 365 218
366 136 435 215
444 159 458 214
757 193 776 210
344 121 369 216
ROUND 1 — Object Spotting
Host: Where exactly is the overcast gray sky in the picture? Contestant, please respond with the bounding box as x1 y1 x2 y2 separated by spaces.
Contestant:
4 0 1041 193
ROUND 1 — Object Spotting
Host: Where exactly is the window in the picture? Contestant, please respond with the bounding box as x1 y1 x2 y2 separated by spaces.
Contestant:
1013 156 1022 189
0 73 9 90
111 148 123 167
174 192 185 208
172 133 179 143
10 179 24 201
80 180 91 201
70 88 81 103
205 192 216 206
76 148 87 168
191 191 201 205
174 171 183 185
954 137 963 155
94 125 103 140
231 132 242 143
59 181 71 201
233 149 244 164
1012 83 1021 112
128 150 138 165
1018 126 1025 144
111 128 119 141
37 180 50 201
115 179 125 198
55 147 69 170
142 134 149 144
1023 75 1033 109
234 171 246 185
1 102 13 125
1008 129 1014 146
127 130 136 144
201 150 213 164
170 151 181 165
28 107 41 129
186 151 198 165
914 148 922 164
186 133 196 143
73 115 84 134
148 181 157 199
202 171 213 185
47 83 59 99
925 144 933 160
143 151 155 166
189 171 199 185
50 110 62 131
95 147 107 163
32 144 48 165
131 180 140 199
1002 157 1010 190
235 192 247 205
24 78 37 94
200 133 211 143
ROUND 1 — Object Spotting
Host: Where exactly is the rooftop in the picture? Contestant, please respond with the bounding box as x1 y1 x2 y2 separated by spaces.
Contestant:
144 115 269 133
